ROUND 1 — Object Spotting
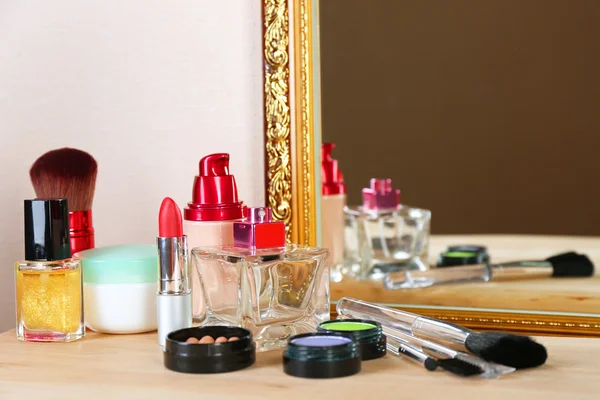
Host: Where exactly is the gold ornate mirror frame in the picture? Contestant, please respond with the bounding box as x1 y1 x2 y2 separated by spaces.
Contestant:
263 0 319 247
261 0 600 337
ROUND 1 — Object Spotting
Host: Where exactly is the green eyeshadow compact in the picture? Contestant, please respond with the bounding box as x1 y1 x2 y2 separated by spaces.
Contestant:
317 319 386 360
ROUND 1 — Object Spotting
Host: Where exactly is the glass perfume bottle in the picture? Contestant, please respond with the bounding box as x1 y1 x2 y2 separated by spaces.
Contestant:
192 207 330 352
15 199 85 342
344 178 431 281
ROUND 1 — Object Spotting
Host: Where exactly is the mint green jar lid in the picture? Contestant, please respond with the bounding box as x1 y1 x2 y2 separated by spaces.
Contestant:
75 244 157 285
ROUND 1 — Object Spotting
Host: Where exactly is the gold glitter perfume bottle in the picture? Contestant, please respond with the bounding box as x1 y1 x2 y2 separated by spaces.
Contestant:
15 199 84 342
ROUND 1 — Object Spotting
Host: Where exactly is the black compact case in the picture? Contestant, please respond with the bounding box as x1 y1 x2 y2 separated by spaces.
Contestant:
164 326 255 374
438 245 490 267
283 332 362 379
317 319 387 361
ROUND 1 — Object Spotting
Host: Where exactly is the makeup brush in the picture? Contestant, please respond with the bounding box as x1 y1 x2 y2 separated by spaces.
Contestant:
29 148 98 255
384 251 594 290
385 338 438 372
386 338 488 377
337 297 548 369
381 326 515 378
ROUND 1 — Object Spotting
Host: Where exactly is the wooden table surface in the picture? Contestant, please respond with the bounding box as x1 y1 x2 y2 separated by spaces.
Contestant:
3 235 600 399
0 329 599 400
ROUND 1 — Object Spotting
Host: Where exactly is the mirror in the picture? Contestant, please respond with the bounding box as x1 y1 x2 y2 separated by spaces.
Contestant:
315 1 600 335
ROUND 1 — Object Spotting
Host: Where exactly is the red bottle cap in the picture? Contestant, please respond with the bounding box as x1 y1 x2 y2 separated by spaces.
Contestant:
233 207 286 249
184 153 244 221
362 178 400 210
321 143 346 195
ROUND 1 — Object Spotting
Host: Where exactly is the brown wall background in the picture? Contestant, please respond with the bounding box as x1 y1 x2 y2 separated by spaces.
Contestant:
320 0 600 235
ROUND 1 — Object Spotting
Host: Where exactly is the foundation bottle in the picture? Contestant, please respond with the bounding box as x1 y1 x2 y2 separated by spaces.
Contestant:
344 178 431 281
321 143 347 282
192 207 330 352
15 198 85 342
184 153 245 323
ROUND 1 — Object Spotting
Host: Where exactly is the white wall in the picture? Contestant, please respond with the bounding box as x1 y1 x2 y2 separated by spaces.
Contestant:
0 1 265 332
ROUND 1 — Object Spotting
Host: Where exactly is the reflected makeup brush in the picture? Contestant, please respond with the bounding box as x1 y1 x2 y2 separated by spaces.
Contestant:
384 251 594 290
29 148 98 255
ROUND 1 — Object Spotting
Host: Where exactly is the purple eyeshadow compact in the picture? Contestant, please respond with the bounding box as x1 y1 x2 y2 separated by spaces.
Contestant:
283 332 361 379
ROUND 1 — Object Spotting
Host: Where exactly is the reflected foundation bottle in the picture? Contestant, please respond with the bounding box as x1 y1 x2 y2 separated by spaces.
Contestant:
321 143 346 282
192 207 330 352
15 198 85 342
183 153 245 323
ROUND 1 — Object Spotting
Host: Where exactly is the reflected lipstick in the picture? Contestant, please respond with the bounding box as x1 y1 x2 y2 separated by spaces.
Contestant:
157 197 192 348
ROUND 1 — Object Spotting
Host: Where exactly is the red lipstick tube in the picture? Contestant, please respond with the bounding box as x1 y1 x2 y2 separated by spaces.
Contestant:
69 210 95 255
157 198 192 349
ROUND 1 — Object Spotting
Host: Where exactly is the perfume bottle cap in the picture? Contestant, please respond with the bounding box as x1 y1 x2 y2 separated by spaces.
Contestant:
362 178 400 210
321 143 346 195
24 198 71 261
233 207 286 249
184 153 244 222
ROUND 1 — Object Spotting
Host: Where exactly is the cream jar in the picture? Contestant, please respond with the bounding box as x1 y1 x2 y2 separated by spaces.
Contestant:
75 244 157 334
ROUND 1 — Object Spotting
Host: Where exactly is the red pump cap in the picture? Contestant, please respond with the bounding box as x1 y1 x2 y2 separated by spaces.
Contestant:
321 143 346 195
184 153 245 221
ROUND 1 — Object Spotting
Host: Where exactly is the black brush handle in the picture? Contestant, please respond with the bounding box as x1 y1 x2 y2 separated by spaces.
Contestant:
398 343 438 371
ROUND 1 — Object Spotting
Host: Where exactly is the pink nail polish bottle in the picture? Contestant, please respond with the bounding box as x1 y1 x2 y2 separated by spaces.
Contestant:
184 153 245 323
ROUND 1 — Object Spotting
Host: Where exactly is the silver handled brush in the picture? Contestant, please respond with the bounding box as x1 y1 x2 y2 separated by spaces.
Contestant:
337 297 547 369
385 337 439 372
382 326 515 378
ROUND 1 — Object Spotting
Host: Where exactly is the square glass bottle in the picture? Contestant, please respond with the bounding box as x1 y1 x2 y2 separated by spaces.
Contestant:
344 178 431 281
15 199 85 342
192 207 330 351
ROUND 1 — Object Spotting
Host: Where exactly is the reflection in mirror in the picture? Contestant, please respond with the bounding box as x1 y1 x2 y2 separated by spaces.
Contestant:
317 1 600 335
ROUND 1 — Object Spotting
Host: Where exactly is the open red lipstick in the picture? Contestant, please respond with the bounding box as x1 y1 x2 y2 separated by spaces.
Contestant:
157 197 192 349
159 197 184 238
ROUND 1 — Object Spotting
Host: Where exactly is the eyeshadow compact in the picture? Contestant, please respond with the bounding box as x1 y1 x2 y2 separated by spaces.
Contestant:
317 319 386 360
283 332 361 379
438 245 490 267
164 326 255 374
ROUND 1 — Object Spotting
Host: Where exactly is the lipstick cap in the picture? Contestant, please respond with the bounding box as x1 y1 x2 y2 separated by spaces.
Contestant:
184 153 244 222
321 143 346 196
24 198 71 261
233 207 286 249
362 178 400 211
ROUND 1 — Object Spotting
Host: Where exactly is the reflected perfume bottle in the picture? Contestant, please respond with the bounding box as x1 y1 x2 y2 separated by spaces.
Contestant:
15 199 85 342
344 178 431 281
192 207 330 352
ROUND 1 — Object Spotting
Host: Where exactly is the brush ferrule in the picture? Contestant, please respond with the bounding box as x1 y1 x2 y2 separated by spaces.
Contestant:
69 210 93 232
69 210 95 255
491 261 553 279
157 236 190 295
412 317 471 351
